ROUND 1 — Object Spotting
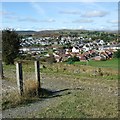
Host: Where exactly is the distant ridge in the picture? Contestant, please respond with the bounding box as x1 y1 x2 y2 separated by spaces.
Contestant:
16 30 36 35
16 29 118 36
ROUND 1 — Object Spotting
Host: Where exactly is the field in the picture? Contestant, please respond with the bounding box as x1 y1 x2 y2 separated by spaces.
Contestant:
2 58 119 118
74 58 118 70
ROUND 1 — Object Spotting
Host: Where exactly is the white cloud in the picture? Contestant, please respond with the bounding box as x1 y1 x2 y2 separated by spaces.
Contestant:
40 19 56 23
62 21 70 24
59 10 81 15
100 26 105 30
61 26 67 29
79 26 85 29
0 10 12 15
18 17 55 23
107 20 119 24
18 17 39 22
72 19 93 23
82 10 108 17
4 15 19 20
0 10 16 16
46 19 56 22
1 10 19 21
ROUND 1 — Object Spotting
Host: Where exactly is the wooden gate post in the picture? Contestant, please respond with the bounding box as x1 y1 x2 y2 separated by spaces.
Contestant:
16 62 23 96
0 60 3 79
34 61 40 96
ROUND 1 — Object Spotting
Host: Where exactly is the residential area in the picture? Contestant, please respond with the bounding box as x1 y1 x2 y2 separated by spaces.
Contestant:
19 30 120 62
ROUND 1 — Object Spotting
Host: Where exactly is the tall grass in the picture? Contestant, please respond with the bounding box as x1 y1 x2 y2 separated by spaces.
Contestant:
2 79 52 110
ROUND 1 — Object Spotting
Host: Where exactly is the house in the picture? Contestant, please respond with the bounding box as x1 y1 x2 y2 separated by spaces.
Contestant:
72 47 79 53
65 49 71 54
96 39 105 45
103 43 120 51
82 45 90 52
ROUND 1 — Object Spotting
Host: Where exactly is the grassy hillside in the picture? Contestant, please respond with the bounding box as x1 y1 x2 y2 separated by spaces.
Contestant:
2 60 118 118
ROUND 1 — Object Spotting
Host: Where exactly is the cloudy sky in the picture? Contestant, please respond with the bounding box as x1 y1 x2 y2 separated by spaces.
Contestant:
1 1 118 31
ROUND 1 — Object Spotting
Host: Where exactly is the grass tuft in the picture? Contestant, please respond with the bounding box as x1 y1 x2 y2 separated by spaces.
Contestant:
2 79 53 110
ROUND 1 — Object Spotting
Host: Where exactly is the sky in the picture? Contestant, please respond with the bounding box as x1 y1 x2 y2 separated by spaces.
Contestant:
1 1 119 31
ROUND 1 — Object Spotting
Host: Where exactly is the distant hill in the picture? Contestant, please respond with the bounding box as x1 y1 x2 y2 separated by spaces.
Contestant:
33 29 90 37
16 29 118 36
16 30 36 35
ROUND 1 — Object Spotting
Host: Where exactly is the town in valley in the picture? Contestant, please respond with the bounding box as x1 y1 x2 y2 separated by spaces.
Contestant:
18 29 119 63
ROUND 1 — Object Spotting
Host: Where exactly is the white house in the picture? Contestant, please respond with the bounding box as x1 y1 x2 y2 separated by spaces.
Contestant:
83 45 90 52
72 47 79 53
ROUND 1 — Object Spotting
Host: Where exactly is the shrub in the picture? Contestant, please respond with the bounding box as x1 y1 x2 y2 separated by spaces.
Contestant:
66 56 80 64
113 49 120 58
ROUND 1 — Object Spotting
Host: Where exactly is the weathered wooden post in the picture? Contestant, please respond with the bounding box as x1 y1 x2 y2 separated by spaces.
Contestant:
35 61 40 96
0 60 4 79
16 62 24 96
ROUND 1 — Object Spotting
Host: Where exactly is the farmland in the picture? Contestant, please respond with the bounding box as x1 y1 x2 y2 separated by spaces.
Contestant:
2 58 118 118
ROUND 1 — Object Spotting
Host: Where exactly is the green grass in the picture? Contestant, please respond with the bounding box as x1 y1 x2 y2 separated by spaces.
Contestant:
2 60 118 118
37 90 118 118
74 58 118 70
40 62 118 81
3 59 118 83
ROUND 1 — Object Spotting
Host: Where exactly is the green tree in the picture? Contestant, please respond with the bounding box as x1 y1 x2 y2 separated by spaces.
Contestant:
113 49 120 58
2 29 21 64
66 56 80 64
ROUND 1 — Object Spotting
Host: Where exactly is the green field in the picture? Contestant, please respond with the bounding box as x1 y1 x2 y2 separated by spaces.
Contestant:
74 58 118 70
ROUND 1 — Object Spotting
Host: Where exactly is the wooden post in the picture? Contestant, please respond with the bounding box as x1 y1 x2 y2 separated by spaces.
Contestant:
16 62 23 96
35 61 40 96
0 60 3 79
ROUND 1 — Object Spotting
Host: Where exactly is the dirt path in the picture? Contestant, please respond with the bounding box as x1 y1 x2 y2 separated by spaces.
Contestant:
2 73 118 118
2 79 17 95
2 73 84 118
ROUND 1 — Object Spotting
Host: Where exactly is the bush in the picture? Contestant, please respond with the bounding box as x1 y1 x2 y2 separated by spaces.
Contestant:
66 56 80 64
113 50 120 58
